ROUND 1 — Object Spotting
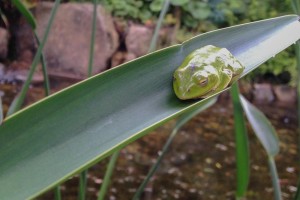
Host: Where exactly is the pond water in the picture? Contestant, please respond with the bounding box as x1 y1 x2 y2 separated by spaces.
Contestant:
0 83 298 200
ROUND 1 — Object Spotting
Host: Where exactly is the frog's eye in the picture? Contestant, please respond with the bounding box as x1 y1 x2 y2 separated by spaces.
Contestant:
199 78 208 86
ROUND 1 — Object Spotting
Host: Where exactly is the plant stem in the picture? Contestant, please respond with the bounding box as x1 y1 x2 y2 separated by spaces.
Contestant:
7 0 60 115
132 98 216 200
34 31 51 96
132 128 177 200
268 157 282 200
54 186 62 200
88 0 98 77
230 83 249 197
148 0 170 53
0 96 2 124
78 1 98 199
97 151 120 200
294 179 300 200
78 170 88 200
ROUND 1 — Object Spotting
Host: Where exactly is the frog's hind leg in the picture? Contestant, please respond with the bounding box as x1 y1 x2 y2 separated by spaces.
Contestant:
200 69 232 98
214 69 232 93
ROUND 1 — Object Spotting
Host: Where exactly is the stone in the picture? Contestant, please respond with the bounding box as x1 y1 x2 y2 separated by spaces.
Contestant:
125 23 153 57
111 51 136 68
35 2 119 78
0 28 9 60
0 63 4 80
252 83 275 103
273 85 296 104
13 17 35 63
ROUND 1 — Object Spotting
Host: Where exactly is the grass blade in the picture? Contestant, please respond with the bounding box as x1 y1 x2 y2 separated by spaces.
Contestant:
230 83 249 197
79 0 98 197
0 96 2 124
78 170 88 200
54 186 61 200
268 157 282 200
239 95 279 156
79 1 99 198
87 0 98 77
7 0 60 115
132 98 217 200
34 31 51 96
294 180 300 200
292 0 300 14
11 0 36 29
97 151 120 200
148 0 170 53
239 95 281 199
99 1 171 197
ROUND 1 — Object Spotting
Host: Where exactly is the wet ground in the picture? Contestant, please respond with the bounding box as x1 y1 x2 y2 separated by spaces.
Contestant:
0 82 298 200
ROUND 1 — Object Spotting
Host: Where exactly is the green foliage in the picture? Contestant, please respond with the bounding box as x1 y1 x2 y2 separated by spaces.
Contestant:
101 0 152 22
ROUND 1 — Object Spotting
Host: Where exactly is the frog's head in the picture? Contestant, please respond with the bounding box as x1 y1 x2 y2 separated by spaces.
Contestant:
173 65 220 100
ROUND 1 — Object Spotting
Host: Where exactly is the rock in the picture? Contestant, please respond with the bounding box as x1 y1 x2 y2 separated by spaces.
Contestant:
111 51 136 68
13 16 36 63
125 24 153 57
0 28 9 60
0 63 5 80
273 85 296 104
35 2 119 78
252 83 275 103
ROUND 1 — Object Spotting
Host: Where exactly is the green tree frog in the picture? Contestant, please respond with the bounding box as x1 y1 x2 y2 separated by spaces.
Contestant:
173 45 245 100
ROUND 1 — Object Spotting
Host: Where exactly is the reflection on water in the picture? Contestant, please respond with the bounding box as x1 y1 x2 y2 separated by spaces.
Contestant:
0 83 298 200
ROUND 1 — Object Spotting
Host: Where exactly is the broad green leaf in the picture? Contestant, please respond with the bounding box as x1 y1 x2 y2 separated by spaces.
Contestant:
230 84 249 197
11 0 36 29
239 95 279 156
0 15 300 200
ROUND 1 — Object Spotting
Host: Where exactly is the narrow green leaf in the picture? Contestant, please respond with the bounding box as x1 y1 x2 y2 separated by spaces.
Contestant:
78 170 88 200
7 0 60 115
0 16 300 200
268 157 283 200
0 96 3 124
239 95 279 156
148 0 170 53
6 93 20 117
97 151 120 200
292 0 300 14
295 41 300 142
87 0 98 77
11 0 36 29
78 0 99 198
54 186 61 200
133 98 217 200
239 96 282 199
34 31 51 96
294 180 300 200
230 84 249 197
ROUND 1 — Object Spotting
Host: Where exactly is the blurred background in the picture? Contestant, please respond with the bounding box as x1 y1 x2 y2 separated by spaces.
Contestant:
0 0 298 199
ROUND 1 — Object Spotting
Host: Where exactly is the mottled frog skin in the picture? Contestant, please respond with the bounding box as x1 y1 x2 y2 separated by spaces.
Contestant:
173 45 244 100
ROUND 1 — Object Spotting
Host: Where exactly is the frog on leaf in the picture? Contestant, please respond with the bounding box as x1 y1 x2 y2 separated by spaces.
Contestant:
173 45 245 100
